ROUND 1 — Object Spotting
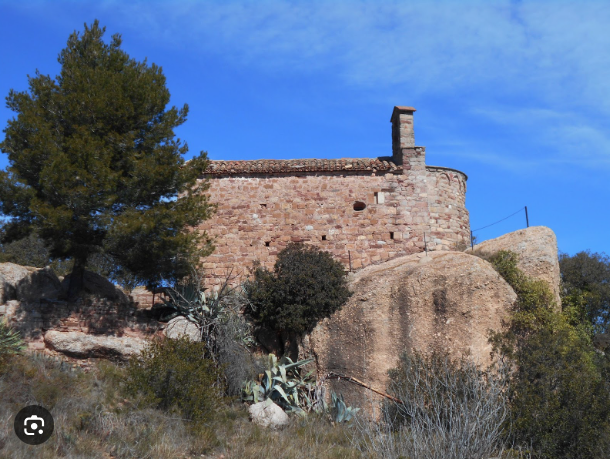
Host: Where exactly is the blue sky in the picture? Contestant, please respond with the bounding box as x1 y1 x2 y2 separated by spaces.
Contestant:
1 0 608 256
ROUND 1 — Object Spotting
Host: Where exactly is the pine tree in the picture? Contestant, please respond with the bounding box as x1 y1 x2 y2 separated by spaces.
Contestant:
0 20 214 298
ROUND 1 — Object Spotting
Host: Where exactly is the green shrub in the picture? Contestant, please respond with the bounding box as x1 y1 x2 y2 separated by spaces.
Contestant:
0 319 24 362
488 250 610 459
0 229 73 275
559 250 610 334
508 323 610 459
244 243 351 334
155 271 260 396
125 337 226 422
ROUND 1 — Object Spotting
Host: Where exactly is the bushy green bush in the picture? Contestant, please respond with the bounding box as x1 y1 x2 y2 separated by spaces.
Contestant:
155 271 260 396
559 250 610 334
488 250 610 459
0 229 73 275
507 323 610 459
0 319 24 363
125 337 226 422
0 227 141 288
244 243 351 334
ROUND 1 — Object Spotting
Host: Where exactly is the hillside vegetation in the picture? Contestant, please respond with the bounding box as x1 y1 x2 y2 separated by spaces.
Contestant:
0 247 609 458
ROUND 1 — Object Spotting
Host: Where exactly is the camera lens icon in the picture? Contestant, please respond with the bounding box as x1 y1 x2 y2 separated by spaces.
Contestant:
24 415 45 435
14 405 54 445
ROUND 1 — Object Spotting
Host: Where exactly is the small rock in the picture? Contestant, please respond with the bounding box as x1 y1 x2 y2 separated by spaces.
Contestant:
164 316 201 341
248 400 290 429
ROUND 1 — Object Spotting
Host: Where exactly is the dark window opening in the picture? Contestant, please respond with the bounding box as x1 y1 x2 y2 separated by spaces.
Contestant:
390 232 394 240
265 241 271 247
353 201 366 211
260 203 267 209
322 235 327 241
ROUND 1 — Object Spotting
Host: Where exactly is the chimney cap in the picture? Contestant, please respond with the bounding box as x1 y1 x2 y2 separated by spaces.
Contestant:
391 106 416 121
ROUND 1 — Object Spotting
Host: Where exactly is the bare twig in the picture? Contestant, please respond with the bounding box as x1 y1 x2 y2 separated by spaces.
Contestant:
326 371 404 405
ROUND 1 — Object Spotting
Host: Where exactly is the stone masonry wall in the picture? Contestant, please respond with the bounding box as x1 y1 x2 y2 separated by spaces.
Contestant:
196 106 470 287
197 166 468 287
426 167 469 249
0 297 161 358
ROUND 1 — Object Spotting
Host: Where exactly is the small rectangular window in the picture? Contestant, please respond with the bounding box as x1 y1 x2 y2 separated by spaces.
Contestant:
390 232 394 240
322 235 327 241
265 241 271 247
374 192 385 204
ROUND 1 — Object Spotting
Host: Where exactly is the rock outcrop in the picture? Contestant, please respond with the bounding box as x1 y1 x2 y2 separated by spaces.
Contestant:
0 263 62 303
0 263 161 362
469 226 561 307
44 330 147 360
300 250 518 412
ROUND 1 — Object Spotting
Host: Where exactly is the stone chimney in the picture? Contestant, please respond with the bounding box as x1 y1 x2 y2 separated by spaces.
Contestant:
391 106 425 172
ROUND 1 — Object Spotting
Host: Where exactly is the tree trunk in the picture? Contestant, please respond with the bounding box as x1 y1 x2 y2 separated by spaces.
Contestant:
67 257 87 300
281 330 300 361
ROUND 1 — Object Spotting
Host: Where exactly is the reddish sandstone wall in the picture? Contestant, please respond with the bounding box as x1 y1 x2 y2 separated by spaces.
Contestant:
426 167 469 249
195 106 470 287
196 166 469 287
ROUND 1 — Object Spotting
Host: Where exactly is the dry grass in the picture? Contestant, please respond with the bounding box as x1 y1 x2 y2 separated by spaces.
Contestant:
0 352 362 459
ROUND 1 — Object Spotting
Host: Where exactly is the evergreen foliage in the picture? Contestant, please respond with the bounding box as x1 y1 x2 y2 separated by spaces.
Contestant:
0 228 143 289
0 319 24 364
244 243 351 334
0 20 214 295
0 229 72 275
125 337 225 422
559 250 610 334
488 250 610 459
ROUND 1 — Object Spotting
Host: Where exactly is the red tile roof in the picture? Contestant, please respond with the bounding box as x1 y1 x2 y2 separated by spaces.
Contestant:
205 158 402 175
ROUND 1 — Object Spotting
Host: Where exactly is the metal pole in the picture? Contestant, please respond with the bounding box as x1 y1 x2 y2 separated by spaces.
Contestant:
471 231 474 251
525 206 529 228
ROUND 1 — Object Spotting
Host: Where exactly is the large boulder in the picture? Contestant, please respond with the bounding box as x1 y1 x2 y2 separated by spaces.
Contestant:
300 250 517 413
61 270 129 303
44 330 146 360
248 400 290 429
0 263 62 303
470 226 561 307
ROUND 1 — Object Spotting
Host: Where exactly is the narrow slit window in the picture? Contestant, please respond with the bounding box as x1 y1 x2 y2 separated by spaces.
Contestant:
390 232 394 240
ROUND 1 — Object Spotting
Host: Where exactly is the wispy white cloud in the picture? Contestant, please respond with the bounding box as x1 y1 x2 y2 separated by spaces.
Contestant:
90 0 610 169
17 1 610 111
6 0 610 169
91 1 610 105
470 105 610 168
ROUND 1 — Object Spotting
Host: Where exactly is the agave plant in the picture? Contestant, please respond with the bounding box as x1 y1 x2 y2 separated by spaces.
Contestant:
153 268 256 361
154 278 225 325
0 319 24 357
329 391 359 423
241 353 315 415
